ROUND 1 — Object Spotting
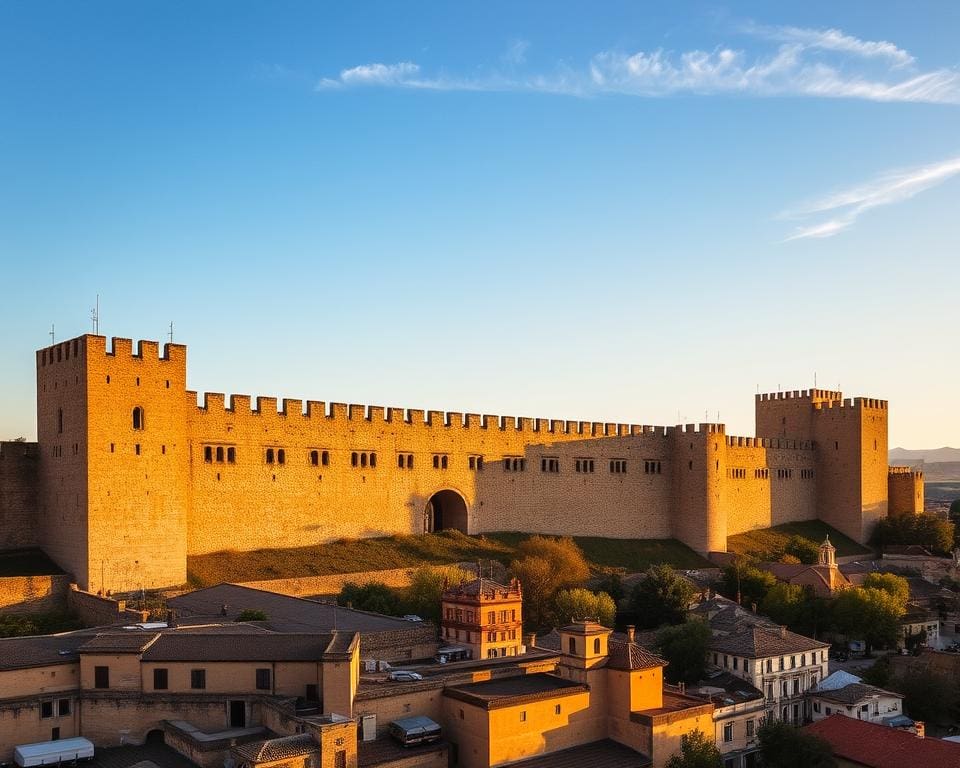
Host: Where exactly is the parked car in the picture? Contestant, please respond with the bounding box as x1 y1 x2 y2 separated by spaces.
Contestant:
388 670 423 682
401 615 423 622
388 716 441 747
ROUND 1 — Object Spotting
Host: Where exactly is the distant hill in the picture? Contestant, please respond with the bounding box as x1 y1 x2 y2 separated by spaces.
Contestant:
889 447 960 463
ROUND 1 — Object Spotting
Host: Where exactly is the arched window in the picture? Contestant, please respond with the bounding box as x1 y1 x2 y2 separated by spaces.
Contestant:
321 450 329 466
132 407 144 430
266 448 274 464
227 447 235 463
204 446 212 463
310 450 319 466
593 638 601 654
360 453 367 468
568 637 576 655
277 449 285 465
351 452 358 467
215 446 224 463
370 453 376 468
57 408 63 434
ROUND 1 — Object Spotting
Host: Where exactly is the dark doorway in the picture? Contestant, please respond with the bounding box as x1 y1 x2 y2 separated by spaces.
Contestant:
229 700 246 728
424 490 468 533
305 684 319 702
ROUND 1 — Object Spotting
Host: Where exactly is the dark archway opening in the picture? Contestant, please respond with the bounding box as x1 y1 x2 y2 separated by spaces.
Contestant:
425 490 468 534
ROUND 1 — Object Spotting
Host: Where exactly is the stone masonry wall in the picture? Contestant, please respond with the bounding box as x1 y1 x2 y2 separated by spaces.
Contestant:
0 441 40 549
20 335 897 590
0 573 70 613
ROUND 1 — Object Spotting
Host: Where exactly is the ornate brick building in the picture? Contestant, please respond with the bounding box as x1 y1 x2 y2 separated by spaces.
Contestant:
0 334 923 591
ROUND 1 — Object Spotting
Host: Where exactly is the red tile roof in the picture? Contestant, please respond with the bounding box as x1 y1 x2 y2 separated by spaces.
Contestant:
805 714 960 768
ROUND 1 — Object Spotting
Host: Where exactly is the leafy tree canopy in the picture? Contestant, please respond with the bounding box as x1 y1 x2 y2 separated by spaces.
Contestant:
832 586 904 654
402 564 475 623
860 573 909 608
628 564 696 629
664 729 722 768
870 513 954 555
509 536 590 628
656 620 712 685
553 588 617 627
235 609 268 622
337 581 401 616
757 720 836 768
720 560 777 610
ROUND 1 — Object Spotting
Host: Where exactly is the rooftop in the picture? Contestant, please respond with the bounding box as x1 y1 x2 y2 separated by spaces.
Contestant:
501 739 651 768
358 737 447 767
812 682 902 706
607 639 667 672
168 583 426 633
441 576 521 600
709 624 829 657
693 670 764 707
444 673 587 710
232 734 317 763
805 714 960 768
140 631 357 662
0 629 96 671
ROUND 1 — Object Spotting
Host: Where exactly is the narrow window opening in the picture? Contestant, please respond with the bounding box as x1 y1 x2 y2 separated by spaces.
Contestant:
321 450 329 466
135 444 141 456
277 449 285 465
132 406 144 430
227 447 235 463
266 448 275 464
57 408 63 434
311 450 319 466
204 446 213 463
216 446 224 463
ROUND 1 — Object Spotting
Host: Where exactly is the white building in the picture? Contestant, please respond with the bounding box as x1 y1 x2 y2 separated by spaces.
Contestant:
808 670 904 725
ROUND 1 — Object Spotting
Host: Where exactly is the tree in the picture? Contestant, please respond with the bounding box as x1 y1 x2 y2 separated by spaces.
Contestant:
860 655 892 687
593 571 625 603
664 729 722 768
720 560 777 610
782 535 820 564
402 565 474 623
760 582 831 638
509 536 591 627
870 513 954 555
337 581 401 615
890 668 960 725
861 573 909 608
950 499 960 548
628 564 696 629
757 720 836 768
656 620 712 685
832 586 904 655
553 588 617 627
235 609 268 622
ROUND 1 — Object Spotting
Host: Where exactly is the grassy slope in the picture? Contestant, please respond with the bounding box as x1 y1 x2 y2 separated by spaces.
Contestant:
186 530 713 587
727 520 872 560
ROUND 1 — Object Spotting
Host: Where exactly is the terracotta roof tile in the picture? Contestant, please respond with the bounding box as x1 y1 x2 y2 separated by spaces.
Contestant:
607 640 666 671
232 734 317 762
805 714 960 768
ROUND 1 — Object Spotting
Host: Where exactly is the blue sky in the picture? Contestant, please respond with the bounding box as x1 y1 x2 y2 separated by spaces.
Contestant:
1 2 958 447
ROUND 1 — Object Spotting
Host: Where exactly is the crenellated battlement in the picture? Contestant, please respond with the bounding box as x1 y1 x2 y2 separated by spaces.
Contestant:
756 388 843 402
888 465 923 479
725 435 814 450
189 390 681 438
36 334 186 368
813 396 887 411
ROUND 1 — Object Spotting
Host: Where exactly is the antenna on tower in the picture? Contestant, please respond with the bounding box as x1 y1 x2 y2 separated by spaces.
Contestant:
90 295 99 335
168 322 174 344
49 324 55 345
814 371 817 388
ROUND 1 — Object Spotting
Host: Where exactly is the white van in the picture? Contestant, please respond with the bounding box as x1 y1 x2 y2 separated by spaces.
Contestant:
13 737 94 767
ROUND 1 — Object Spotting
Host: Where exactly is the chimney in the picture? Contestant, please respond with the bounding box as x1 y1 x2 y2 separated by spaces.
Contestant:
780 626 787 638
524 632 537 649
166 609 177 628
627 625 636 643
915 721 925 739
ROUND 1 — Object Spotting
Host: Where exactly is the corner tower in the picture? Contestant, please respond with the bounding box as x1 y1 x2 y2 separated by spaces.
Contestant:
36 335 190 591
756 389 888 544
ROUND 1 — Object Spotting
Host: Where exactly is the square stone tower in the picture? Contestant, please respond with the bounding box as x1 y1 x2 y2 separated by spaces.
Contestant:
36 335 190 591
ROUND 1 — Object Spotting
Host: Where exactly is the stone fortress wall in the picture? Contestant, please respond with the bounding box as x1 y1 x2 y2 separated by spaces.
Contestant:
0 334 921 592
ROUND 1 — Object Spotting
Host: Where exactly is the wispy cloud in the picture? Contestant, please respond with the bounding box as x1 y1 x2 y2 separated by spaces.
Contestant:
780 155 960 240
314 23 960 105
742 22 915 67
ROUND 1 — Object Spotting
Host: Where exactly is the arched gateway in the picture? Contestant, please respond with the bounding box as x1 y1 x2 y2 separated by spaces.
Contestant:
424 490 468 534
